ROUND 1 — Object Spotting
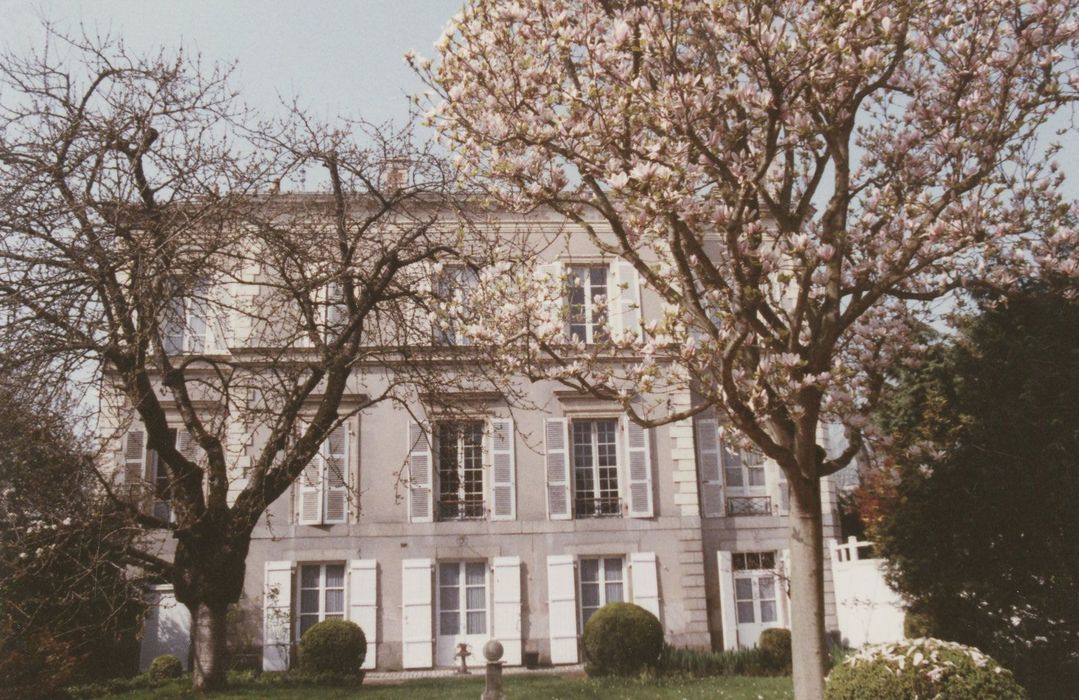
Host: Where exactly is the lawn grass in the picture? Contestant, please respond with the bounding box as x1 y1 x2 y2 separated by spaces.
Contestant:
95 673 794 699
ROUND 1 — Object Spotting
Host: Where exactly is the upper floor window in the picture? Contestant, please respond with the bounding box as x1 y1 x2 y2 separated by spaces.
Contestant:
297 424 350 525
437 421 485 520
435 266 479 346
163 286 210 354
297 563 345 638
567 265 609 344
579 556 625 627
572 419 620 518
721 440 771 516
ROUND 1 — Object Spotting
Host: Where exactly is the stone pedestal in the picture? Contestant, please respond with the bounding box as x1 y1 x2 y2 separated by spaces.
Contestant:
481 639 506 700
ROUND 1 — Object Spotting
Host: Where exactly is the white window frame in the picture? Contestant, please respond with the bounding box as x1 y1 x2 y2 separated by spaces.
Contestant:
296 562 346 640
577 556 626 629
732 551 779 626
435 420 486 520
434 265 479 346
437 561 489 638
570 418 621 518
721 438 769 516
163 282 210 354
566 264 610 344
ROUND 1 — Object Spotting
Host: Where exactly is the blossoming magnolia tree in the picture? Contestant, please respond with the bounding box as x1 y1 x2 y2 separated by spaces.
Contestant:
413 1 1079 696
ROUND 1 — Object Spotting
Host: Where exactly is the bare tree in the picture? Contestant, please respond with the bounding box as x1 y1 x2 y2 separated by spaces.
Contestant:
0 29 461 690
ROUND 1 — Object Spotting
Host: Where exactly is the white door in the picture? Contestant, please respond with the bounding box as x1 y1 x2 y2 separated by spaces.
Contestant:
435 561 489 666
732 551 782 648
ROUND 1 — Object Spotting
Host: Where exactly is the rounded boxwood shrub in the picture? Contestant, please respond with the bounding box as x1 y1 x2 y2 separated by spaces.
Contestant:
759 627 792 672
826 638 1026 699
582 602 663 677
147 654 183 681
298 619 366 674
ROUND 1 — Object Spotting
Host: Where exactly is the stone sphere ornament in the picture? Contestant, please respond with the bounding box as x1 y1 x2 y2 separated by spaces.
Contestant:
483 639 504 662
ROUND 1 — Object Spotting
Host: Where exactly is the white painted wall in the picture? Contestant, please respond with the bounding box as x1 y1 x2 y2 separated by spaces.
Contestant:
139 585 192 670
830 538 905 648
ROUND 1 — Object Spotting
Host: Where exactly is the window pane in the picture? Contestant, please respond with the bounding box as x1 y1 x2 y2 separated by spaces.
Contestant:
465 562 486 585
580 582 600 608
466 586 486 610
760 552 776 570
580 559 600 582
439 611 459 636
581 606 597 627
725 467 744 487
467 611 486 635
760 601 777 623
737 601 755 624
440 565 460 586
440 587 460 610
732 553 747 571
759 576 776 600
720 444 742 468
300 589 320 614
299 614 319 637
325 590 344 614
746 552 761 570
605 581 624 604
748 466 766 487
300 566 320 588
325 565 344 588
603 558 622 581
735 578 753 601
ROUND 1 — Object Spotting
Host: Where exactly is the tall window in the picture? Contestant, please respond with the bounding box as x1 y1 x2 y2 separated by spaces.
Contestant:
297 563 345 637
437 422 485 520
567 265 609 343
733 552 778 625
572 419 620 517
438 561 487 636
435 266 479 345
722 440 770 516
148 428 179 521
579 557 624 626
162 282 209 354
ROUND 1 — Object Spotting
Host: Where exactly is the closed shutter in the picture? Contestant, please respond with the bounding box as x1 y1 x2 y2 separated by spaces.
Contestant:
544 418 571 520
401 558 433 669
176 429 199 462
695 418 725 517
610 261 642 340
623 416 654 518
349 559 378 669
546 554 579 664
717 551 738 650
123 427 147 489
298 446 323 525
630 552 661 620
407 422 434 523
492 556 522 665
263 561 294 671
778 549 791 627
489 418 516 521
323 425 348 524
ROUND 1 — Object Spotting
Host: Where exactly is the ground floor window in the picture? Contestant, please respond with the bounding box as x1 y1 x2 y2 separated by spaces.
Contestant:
733 551 777 624
579 556 625 627
438 561 487 636
297 563 345 637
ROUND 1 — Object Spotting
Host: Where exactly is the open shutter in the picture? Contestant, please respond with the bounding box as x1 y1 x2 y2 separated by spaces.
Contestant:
492 556 523 665
778 471 790 515
298 451 322 526
717 551 739 650
176 429 200 462
263 561 294 671
323 425 348 524
630 552 661 620
536 261 564 338
407 422 434 523
349 559 378 670
123 427 147 488
401 558 433 669
695 418 725 517
489 418 516 521
778 549 791 628
544 418 571 520
610 261 642 340
546 554 579 664
623 416 654 518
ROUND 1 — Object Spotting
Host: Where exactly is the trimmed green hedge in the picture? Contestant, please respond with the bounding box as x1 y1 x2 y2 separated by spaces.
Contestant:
582 603 664 677
298 619 367 674
147 654 183 681
758 628 791 673
826 638 1026 699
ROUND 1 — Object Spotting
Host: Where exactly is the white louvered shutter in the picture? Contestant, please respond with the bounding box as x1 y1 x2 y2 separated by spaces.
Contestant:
546 554 579 664
123 427 147 487
349 559 378 669
536 261 564 337
623 416 654 518
176 429 200 462
298 446 323 525
492 556 523 665
407 421 434 523
695 418 725 517
401 558 433 669
717 551 739 650
544 418 571 520
610 261 642 340
778 470 790 515
778 549 791 627
489 418 516 521
262 561 294 671
323 425 348 524
630 552 661 620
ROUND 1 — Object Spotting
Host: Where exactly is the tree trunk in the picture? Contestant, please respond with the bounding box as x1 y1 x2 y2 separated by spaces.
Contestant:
191 601 230 691
788 472 828 700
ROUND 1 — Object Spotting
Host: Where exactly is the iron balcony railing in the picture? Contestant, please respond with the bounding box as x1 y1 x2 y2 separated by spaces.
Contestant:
727 495 773 516
574 495 622 518
438 496 485 520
